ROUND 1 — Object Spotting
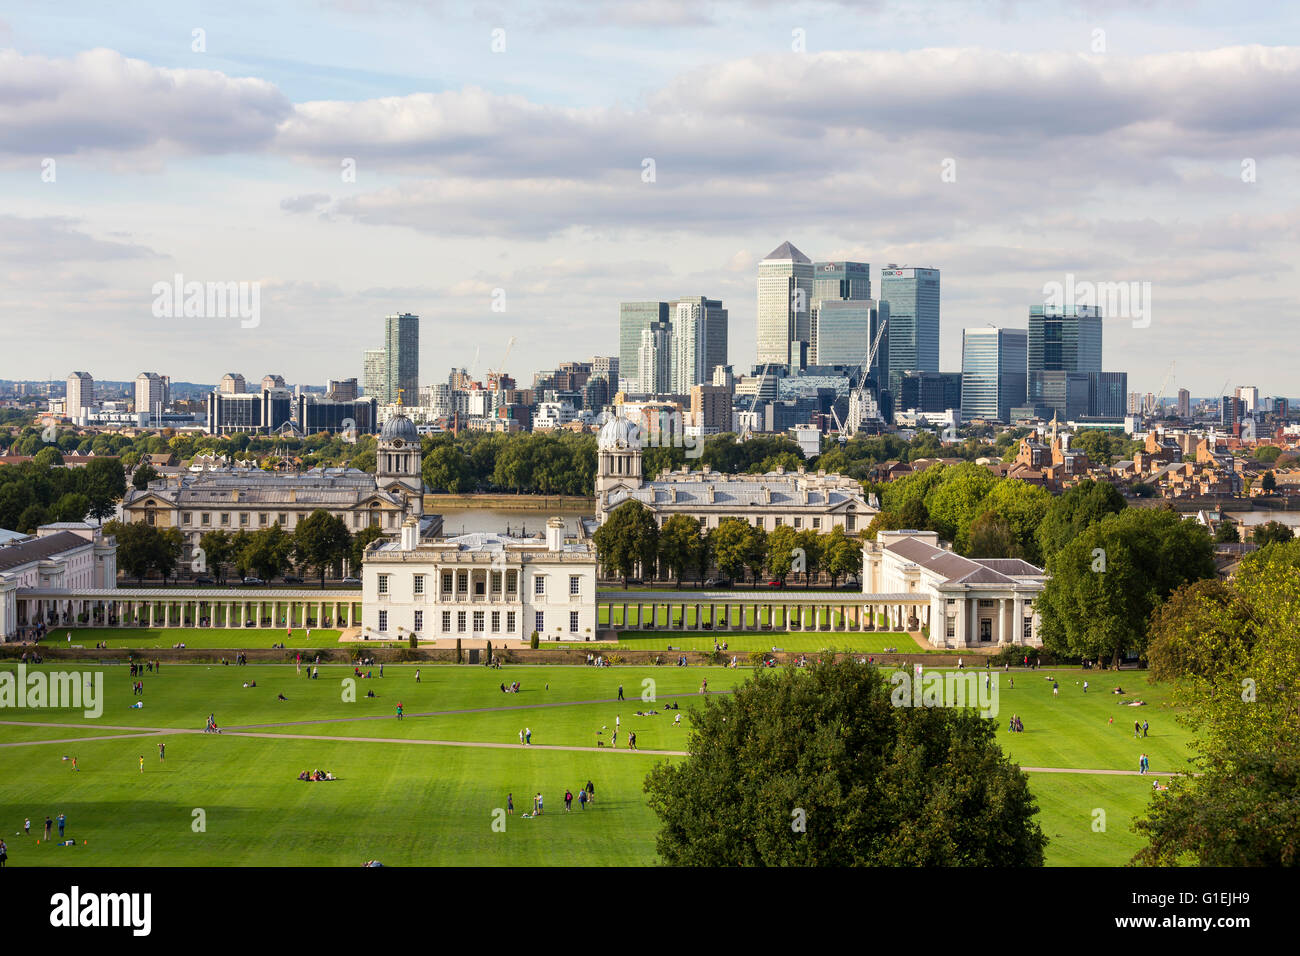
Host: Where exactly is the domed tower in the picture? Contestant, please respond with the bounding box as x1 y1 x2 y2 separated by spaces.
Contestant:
377 411 424 517
595 414 643 508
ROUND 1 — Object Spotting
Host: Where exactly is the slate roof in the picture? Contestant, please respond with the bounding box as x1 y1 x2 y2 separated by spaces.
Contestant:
0 531 91 574
608 478 864 510
885 536 1044 586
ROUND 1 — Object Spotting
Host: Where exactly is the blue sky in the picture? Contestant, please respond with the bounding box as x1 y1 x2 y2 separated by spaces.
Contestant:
1 0 1299 396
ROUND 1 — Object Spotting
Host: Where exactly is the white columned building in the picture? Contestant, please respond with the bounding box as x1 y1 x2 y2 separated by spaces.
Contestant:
862 529 1046 649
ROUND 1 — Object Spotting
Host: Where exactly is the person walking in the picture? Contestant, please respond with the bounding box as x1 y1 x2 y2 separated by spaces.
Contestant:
1052 680 1058 698
525 727 531 745
1083 680 1089 693
577 787 587 810
139 755 145 773
518 729 524 745
415 669 421 683
44 816 52 840
506 793 513 815
71 756 77 772
57 813 65 839
1142 720 1149 738
158 742 165 762
586 780 595 805
1134 720 1141 739
0 838 7 866
617 684 624 701
395 702 404 720
565 789 573 811
628 731 637 751
23 818 30 837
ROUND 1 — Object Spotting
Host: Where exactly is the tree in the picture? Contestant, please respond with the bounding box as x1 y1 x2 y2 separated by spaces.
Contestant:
82 457 126 524
50 492 91 524
1261 470 1277 493
1253 519 1293 547
977 479 1051 564
1214 520 1240 543
766 525 799 582
923 463 999 551
710 518 751 585
693 529 713 586
743 525 768 586
659 515 703 587
1036 508 1215 666
592 500 659 585
105 520 151 584
822 526 862 587
1133 548 1300 865
198 529 235 583
1035 478 1125 562
1254 445 1283 464
794 527 824 587
155 527 184 583
33 446 63 468
351 524 387 570
423 443 475 493
131 463 159 490
643 658 1046 866
293 511 351 586
968 511 1021 559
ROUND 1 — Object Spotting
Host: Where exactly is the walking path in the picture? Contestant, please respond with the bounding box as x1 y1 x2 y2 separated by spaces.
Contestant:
0 716 1179 774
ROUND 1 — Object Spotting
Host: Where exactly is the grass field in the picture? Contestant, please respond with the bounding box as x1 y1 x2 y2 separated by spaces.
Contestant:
0 660 1188 866
609 631 926 653
30 628 398 650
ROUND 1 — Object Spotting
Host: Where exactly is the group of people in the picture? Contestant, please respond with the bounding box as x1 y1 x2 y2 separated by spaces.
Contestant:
509 781 596 817
128 660 158 676
131 680 145 696
585 654 610 667
204 713 222 734
501 681 521 693
1008 714 1025 733
298 769 336 782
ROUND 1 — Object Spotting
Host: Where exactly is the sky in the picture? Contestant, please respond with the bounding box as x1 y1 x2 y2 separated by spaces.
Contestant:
1 0 1298 397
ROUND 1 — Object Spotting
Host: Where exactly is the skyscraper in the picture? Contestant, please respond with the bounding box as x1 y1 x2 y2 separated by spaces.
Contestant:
1177 388 1191 418
960 328 1027 423
619 302 670 393
1027 305 1102 374
363 349 386 400
135 372 168 423
66 371 94 417
880 265 940 397
637 325 671 394
757 241 814 368
811 299 888 380
384 313 419 406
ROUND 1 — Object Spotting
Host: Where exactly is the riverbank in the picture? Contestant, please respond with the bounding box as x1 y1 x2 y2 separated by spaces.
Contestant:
423 493 595 512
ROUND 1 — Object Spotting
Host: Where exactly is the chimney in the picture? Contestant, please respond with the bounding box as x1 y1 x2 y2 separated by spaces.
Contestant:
546 516 565 551
400 518 419 551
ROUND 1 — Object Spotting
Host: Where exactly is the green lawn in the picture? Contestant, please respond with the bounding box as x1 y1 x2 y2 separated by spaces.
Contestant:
0 661 1189 866
610 631 924 654
32 628 377 650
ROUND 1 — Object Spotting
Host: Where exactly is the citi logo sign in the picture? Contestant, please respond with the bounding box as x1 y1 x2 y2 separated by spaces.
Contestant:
50 886 152 936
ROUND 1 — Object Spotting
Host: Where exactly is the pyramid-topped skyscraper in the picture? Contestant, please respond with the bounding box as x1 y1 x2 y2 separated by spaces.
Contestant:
757 240 815 368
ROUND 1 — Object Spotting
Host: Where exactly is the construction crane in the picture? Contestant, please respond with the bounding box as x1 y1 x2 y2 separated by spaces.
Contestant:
737 363 771 442
488 336 516 384
1149 361 1175 417
837 316 888 442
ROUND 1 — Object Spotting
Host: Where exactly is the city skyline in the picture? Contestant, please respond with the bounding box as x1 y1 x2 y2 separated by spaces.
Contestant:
2 3 1299 395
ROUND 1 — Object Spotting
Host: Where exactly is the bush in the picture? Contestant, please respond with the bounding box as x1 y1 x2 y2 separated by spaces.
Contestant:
408 633 417 649
455 638 462 663
530 631 539 649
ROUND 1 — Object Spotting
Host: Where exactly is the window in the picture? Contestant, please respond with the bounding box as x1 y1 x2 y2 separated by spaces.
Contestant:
793 517 802 529
377 610 388 632
240 512 249 526
534 611 544 634
534 576 546 596
181 512 191 525
457 611 466 633
812 517 821 529
569 611 579 632
278 513 286 526
441 572 453 594
507 570 518 594
220 513 230 526
457 571 468 595
569 575 580 596
946 618 955 638
773 517 783 527
413 610 423 632
473 611 484 632
441 611 451 632
978 599 995 608
474 577 486 596
378 575 389 595
201 513 210 526
507 611 516 632
1023 617 1033 640
846 515 856 532
490 571 502 594
413 575 424 595
491 611 501 632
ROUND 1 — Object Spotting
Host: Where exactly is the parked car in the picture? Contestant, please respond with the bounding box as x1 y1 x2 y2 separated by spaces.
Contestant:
194 576 215 585
283 575 304 585
340 576 362 586
241 576 266 586
766 579 786 588
704 578 732 589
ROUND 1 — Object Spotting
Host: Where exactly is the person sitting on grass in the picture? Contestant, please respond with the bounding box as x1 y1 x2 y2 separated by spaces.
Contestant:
277 693 288 701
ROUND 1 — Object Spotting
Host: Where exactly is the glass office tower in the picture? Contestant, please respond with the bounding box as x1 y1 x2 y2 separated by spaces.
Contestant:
880 266 940 397
961 327 1027 422
757 241 814 368
383 312 419 406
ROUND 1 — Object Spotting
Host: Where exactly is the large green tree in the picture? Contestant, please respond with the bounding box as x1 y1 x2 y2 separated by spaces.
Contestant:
710 518 752 585
644 658 1046 866
658 515 704 587
1036 508 1215 665
1133 546 1300 865
592 500 659 584
1035 478 1126 563
293 511 351 586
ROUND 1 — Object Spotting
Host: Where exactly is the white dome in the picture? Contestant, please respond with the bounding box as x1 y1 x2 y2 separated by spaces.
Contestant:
598 415 642 451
